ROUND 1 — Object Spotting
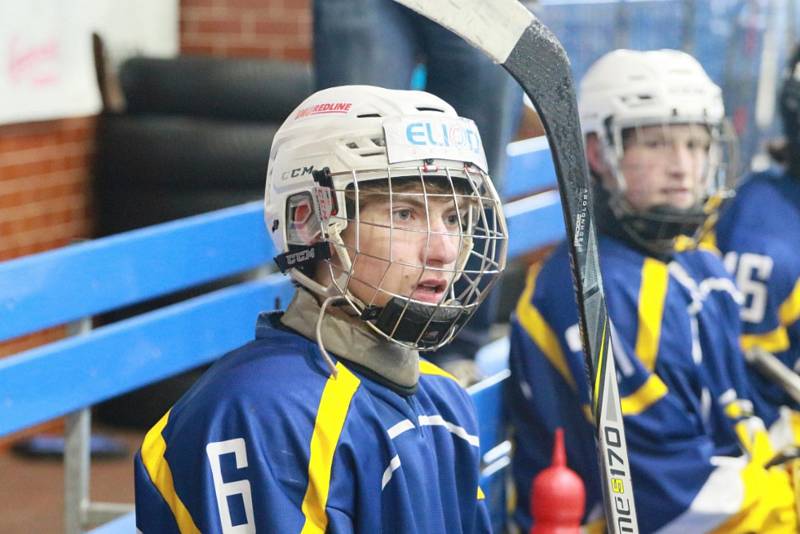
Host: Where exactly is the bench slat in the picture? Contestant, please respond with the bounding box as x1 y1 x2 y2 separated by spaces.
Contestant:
503 137 556 198
0 275 294 436
0 202 273 343
506 190 564 259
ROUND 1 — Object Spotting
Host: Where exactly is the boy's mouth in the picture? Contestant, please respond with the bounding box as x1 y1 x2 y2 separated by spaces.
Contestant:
661 187 693 207
411 279 448 303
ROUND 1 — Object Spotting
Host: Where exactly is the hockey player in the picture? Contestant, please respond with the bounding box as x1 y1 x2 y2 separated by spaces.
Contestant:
133 85 508 533
508 49 797 533
715 44 800 450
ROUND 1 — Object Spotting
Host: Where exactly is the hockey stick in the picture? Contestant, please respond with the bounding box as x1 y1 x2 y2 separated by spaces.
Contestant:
745 347 800 405
391 1 638 532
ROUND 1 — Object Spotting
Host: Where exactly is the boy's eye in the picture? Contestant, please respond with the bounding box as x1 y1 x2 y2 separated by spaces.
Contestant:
445 213 461 227
393 208 413 222
686 138 710 152
643 138 667 149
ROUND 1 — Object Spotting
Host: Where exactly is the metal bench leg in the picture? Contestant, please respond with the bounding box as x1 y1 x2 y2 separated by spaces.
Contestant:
64 407 90 534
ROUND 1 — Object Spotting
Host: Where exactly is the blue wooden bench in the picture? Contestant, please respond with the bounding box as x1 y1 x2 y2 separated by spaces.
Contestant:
0 136 562 533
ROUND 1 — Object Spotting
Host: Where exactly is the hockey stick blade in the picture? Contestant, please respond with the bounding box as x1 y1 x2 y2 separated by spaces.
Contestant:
392 1 639 532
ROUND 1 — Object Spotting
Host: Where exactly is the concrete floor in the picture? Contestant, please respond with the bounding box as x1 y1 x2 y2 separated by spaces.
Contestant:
0 426 144 533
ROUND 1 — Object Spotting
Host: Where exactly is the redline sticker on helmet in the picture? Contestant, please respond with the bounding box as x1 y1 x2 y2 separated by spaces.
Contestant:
295 102 353 120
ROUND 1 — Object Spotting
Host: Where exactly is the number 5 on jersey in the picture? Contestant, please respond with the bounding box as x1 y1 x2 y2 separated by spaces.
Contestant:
724 251 773 324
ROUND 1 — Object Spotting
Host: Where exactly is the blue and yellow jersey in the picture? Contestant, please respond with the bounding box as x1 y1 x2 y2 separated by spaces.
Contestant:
134 313 490 533
509 236 796 533
715 169 800 435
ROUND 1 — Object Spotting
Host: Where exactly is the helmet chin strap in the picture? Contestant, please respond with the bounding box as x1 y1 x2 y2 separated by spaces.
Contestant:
594 182 692 258
315 295 346 377
360 296 474 349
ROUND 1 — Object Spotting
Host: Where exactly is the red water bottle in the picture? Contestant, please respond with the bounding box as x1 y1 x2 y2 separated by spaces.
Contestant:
530 428 585 534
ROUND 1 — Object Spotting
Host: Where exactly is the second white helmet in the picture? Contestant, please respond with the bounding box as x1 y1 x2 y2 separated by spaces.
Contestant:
579 48 725 138
578 49 736 252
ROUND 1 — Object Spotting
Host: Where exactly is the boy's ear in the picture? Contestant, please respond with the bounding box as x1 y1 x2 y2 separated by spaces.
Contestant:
292 198 319 245
585 133 610 177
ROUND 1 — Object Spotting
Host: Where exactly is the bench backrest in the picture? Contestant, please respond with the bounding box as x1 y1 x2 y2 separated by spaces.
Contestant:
0 137 562 437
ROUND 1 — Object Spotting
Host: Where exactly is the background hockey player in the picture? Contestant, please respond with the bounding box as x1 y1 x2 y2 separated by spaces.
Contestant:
133 85 508 533
715 44 800 451
508 49 797 533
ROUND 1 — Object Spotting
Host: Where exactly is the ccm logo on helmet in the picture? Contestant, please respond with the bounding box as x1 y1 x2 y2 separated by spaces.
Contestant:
282 165 315 180
405 122 481 154
295 102 352 119
285 248 315 265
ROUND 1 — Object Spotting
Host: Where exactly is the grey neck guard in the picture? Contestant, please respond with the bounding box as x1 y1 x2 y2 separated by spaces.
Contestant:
280 288 420 389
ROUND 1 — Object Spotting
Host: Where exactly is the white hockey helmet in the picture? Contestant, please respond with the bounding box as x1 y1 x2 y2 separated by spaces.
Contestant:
264 85 508 351
579 49 736 250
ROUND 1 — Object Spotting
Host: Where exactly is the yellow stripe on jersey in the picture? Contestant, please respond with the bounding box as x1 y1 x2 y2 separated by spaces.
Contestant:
477 486 485 500
674 233 720 254
301 362 361 534
140 410 201 534
778 277 800 327
740 326 791 354
620 374 668 416
419 359 458 382
516 264 577 391
635 258 670 372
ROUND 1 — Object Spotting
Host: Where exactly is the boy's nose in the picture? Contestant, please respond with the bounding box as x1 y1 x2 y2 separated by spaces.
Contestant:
667 143 695 179
422 221 459 267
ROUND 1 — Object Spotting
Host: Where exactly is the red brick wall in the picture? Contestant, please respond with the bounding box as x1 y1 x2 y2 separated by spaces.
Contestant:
180 0 312 61
0 117 95 263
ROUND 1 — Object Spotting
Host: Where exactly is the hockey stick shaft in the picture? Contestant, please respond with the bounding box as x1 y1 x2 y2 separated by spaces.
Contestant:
391 1 638 532
745 346 800 405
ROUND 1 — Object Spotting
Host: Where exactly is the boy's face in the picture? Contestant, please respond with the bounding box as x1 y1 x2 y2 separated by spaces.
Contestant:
339 183 470 308
615 123 711 211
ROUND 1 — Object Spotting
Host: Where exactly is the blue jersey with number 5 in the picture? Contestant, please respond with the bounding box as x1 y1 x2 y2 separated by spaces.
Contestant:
508 236 796 533
715 169 800 428
133 312 490 533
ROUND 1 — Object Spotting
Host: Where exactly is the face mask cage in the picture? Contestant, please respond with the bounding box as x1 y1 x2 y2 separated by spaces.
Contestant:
289 163 508 351
600 118 738 252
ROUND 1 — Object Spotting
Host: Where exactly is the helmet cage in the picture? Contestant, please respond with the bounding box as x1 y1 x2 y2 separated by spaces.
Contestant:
282 161 508 351
599 116 737 252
